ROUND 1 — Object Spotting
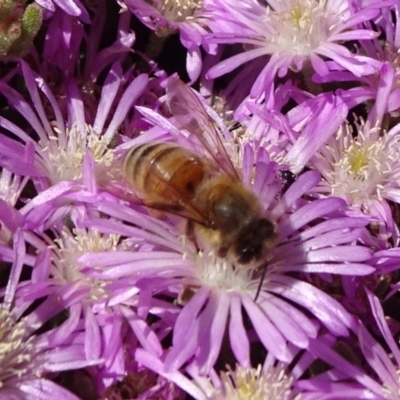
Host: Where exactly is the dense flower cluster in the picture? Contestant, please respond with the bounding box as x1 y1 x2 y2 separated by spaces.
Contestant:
1 0 400 399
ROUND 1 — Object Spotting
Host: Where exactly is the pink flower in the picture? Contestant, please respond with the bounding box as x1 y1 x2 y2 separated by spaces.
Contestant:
81 139 374 374
205 0 388 99
125 0 212 81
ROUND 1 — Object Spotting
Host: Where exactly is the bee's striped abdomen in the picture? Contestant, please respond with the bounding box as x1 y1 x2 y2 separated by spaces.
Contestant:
123 142 207 201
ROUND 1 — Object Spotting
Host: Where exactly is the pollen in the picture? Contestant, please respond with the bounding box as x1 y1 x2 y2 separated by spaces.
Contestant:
290 4 310 30
53 228 122 300
42 124 115 184
194 251 255 293
266 0 330 56
348 146 370 177
210 364 295 400
318 121 400 208
0 309 40 387
157 0 202 23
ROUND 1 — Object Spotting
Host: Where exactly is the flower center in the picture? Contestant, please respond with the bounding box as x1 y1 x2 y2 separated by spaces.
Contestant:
194 252 255 293
333 131 388 201
210 364 294 400
42 124 115 184
348 146 370 177
158 0 201 23
0 309 39 387
266 0 332 55
318 122 400 208
53 228 122 300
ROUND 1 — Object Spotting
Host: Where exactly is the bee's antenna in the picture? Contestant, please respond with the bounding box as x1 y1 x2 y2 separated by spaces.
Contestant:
254 264 267 302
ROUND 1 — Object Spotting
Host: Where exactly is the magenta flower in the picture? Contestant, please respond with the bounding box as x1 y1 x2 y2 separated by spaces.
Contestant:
77 78 374 374
0 305 101 400
0 61 148 231
137 331 387 400
163 171 373 373
0 309 76 400
2 0 400 394
11 221 166 389
124 0 212 81
205 0 387 99
136 348 298 400
81 135 374 375
313 118 400 233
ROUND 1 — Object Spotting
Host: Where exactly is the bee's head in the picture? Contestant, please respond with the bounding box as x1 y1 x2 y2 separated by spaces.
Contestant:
231 218 277 265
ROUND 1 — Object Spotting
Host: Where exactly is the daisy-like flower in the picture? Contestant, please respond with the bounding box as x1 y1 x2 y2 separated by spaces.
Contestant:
124 0 212 81
136 348 298 400
0 61 148 228
206 364 295 400
137 333 386 399
205 0 386 99
13 222 168 388
77 78 374 374
0 306 101 400
311 116 400 239
81 142 374 375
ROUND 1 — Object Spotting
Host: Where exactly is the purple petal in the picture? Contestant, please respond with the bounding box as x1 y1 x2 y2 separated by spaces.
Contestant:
242 295 291 362
122 307 162 357
18 379 82 400
229 294 250 367
197 292 230 374
3 229 25 310
84 307 101 360
104 74 149 141
269 275 353 335
258 296 309 348
366 289 400 366
93 63 122 134
207 47 268 79
279 197 346 239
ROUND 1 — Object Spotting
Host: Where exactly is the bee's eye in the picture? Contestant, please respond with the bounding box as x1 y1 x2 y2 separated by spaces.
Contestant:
234 219 277 265
238 245 260 264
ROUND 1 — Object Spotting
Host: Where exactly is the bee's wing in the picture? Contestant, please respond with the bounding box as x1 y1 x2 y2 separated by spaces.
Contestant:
166 77 240 181
117 184 210 226
143 189 210 227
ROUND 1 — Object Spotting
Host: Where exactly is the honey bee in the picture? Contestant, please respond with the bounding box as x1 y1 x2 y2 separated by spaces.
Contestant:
123 77 278 268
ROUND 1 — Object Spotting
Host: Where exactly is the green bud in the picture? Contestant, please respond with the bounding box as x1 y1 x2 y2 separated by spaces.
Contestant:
0 0 43 60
